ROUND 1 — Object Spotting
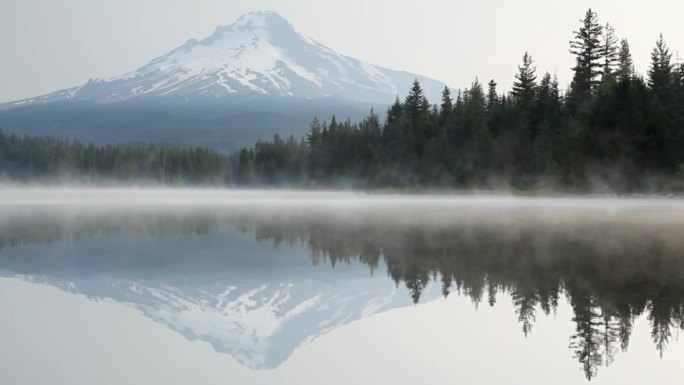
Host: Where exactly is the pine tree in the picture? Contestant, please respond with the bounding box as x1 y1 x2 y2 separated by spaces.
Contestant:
531 72 559 173
510 53 539 180
360 108 383 172
404 79 431 158
449 90 466 159
382 97 407 162
486 80 499 112
648 34 674 92
384 97 404 131
647 34 681 169
306 117 323 180
485 79 506 140
306 118 322 148
439 86 453 126
601 23 620 81
617 39 634 80
569 9 603 105
405 80 427 116
464 79 491 181
512 52 538 104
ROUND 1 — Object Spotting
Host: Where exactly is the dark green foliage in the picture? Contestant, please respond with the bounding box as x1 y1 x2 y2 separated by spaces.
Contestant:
234 8 684 192
0 128 231 184
648 34 675 92
511 52 538 105
601 23 620 81
250 134 307 186
646 34 682 170
568 8 604 111
486 80 499 112
404 79 433 159
617 39 634 81
439 86 453 126
462 79 492 183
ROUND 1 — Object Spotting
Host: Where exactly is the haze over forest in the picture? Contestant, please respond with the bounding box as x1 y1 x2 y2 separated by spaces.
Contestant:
0 7 682 192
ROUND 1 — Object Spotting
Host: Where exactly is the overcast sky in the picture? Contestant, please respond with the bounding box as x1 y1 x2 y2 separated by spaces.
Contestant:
1 0 683 103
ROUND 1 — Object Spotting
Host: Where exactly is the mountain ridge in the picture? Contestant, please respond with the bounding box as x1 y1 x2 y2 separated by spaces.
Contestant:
3 10 447 108
0 10 451 152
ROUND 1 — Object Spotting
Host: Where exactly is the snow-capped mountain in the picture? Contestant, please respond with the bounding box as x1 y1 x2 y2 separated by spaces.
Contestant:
8 11 446 107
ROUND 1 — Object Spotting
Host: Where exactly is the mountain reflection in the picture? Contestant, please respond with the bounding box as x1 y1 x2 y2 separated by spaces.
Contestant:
1 204 684 380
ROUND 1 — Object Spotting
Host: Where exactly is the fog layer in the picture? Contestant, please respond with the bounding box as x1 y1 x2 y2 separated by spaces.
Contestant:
1 187 684 210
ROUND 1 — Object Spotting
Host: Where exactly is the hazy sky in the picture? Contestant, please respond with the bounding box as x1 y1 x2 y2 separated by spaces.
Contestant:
1 0 683 103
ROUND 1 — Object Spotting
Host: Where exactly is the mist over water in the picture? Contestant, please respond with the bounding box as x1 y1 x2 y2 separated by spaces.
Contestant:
1 186 684 208
2 187 684 383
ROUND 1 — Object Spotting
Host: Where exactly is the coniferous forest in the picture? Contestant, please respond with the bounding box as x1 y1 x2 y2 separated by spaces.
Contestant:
237 9 684 192
0 128 231 184
2 9 684 191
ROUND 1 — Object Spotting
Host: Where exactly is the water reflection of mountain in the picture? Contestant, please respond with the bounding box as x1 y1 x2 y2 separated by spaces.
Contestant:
0 207 423 369
1 205 684 379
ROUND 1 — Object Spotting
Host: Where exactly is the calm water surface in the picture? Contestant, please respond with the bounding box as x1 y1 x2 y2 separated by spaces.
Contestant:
1 190 684 384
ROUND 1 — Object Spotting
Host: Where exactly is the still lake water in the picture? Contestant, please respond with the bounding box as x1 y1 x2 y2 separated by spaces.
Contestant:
1 189 684 384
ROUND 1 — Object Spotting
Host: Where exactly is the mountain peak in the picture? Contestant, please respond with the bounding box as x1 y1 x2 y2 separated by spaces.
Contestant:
4 10 447 107
206 10 295 44
232 10 294 32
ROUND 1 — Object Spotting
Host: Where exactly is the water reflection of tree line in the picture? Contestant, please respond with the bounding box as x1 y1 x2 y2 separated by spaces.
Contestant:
239 210 684 380
0 208 221 250
1 207 683 380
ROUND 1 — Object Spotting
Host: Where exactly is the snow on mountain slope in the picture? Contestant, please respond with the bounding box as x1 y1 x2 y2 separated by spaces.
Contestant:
6 11 447 107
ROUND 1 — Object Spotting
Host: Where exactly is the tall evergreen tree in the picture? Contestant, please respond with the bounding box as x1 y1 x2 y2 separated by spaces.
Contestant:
531 72 561 173
510 53 539 181
486 80 499 112
648 34 674 92
439 86 453 126
617 39 634 80
383 97 409 163
404 79 432 158
306 117 323 179
647 35 677 168
449 90 466 167
358 109 383 179
601 23 620 81
512 52 538 104
306 117 322 148
569 9 603 106
463 79 491 182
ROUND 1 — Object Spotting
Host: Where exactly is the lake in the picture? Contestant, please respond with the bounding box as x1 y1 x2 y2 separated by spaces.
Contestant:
1 189 684 384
